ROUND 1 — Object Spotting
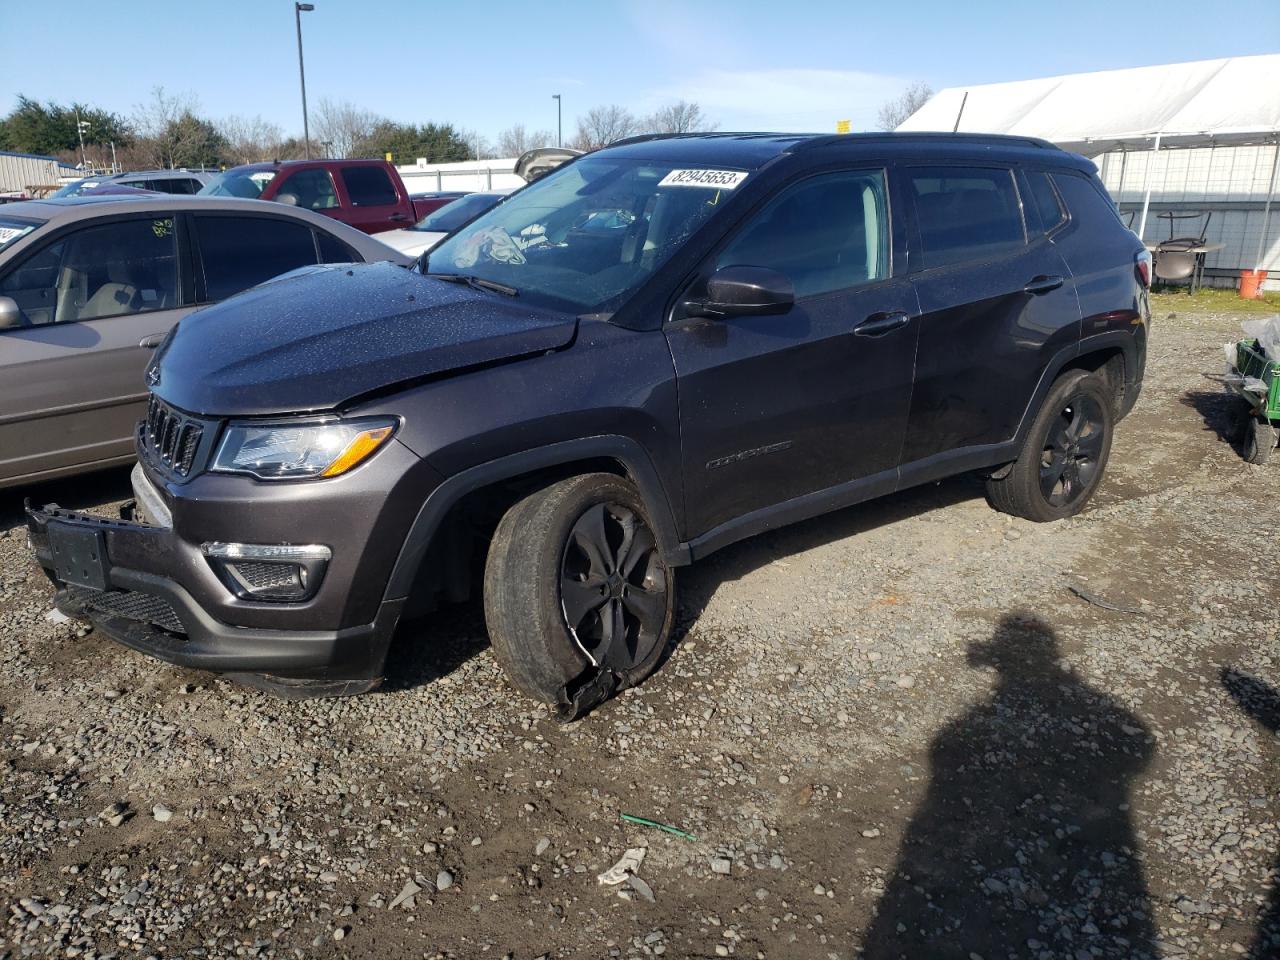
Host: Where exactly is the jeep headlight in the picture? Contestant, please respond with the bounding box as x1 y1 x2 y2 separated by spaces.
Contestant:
211 417 397 480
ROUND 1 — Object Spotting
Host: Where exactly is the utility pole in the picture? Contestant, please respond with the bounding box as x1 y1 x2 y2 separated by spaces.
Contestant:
295 3 315 159
552 94 562 148
75 110 89 172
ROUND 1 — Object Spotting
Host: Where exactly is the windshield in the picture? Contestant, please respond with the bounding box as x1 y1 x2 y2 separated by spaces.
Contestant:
0 216 39 250
413 193 506 234
199 168 277 199
424 157 748 313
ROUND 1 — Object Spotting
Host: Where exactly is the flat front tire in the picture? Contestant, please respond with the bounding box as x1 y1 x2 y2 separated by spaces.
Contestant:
483 473 674 718
986 370 1114 522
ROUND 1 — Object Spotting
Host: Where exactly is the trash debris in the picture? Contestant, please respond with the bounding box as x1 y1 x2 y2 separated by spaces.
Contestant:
626 874 655 902
388 879 422 910
597 847 646 885
620 813 697 842
1242 315 1280 363
44 609 72 625
1067 584 1143 615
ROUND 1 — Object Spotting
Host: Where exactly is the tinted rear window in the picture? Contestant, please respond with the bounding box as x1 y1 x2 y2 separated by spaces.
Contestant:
195 216 319 301
1051 172 1125 228
908 166 1025 268
341 166 398 207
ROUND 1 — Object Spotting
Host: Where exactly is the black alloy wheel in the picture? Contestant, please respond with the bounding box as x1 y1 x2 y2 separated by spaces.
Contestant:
1039 392 1108 508
560 502 669 674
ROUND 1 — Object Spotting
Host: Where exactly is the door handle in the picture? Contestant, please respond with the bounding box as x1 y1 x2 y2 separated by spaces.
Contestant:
388 213 410 222
138 333 165 349
853 311 911 338
1023 275 1065 295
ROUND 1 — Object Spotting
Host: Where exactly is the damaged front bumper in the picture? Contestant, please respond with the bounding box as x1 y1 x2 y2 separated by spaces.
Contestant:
26 488 403 697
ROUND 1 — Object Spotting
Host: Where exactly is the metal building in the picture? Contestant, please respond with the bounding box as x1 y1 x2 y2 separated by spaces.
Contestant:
0 149 77 197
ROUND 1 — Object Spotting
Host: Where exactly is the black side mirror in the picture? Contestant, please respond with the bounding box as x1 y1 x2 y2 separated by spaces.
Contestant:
686 265 795 319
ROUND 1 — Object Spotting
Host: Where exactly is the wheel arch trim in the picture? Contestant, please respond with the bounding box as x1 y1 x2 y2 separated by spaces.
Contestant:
383 436 687 603
1014 332 1138 446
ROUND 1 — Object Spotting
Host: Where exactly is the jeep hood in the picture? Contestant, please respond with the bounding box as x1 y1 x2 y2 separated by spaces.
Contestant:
152 261 578 417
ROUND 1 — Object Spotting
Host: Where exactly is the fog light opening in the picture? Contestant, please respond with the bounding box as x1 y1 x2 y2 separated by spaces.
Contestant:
201 542 330 602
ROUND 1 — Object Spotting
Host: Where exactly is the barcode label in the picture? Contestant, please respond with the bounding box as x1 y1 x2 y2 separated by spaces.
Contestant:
658 169 748 189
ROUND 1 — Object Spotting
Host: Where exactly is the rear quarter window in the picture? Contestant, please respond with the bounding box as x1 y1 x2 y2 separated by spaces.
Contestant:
907 166 1026 268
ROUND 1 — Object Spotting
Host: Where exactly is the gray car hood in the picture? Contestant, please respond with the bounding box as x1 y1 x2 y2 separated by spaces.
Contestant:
152 261 577 417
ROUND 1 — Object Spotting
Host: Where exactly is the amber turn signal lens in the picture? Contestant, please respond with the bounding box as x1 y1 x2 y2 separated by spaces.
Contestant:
319 425 395 478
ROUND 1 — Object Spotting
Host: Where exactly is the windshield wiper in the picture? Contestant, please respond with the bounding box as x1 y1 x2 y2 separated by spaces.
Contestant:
426 273 518 297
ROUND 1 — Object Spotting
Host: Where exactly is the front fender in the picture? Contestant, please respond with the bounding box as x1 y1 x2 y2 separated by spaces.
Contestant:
382 435 687 604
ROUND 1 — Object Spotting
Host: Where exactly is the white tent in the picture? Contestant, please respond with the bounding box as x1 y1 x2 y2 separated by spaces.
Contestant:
899 56 1280 263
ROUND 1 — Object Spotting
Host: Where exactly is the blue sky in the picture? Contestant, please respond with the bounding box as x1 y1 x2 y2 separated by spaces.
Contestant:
2 0 1277 142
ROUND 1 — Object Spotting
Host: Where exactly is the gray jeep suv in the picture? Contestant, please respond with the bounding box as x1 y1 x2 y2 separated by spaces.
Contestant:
28 133 1149 717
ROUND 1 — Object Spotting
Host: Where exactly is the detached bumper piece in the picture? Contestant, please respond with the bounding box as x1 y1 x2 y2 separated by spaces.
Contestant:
26 503 400 698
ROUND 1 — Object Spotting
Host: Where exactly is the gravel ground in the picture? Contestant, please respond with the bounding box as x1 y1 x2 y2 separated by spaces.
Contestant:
1 299 1277 960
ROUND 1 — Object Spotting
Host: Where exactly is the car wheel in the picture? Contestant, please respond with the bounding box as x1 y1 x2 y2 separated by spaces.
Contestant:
1242 416 1275 465
986 370 1114 522
483 473 674 719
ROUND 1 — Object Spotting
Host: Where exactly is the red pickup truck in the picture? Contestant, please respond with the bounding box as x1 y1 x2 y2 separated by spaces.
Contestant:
199 159 447 235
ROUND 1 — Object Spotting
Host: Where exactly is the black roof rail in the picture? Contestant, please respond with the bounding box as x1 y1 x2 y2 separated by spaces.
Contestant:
799 131 1058 151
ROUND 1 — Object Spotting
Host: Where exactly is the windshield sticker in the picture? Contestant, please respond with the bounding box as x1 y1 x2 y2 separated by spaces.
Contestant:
658 169 748 190
0 225 34 247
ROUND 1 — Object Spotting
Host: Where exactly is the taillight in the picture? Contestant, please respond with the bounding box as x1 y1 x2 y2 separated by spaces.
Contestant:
1136 249 1152 289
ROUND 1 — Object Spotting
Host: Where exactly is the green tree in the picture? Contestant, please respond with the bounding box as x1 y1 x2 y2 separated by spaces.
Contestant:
0 95 130 156
361 121 471 163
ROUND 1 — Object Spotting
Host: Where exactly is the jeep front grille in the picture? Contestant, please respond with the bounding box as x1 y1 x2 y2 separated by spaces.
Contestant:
141 396 209 478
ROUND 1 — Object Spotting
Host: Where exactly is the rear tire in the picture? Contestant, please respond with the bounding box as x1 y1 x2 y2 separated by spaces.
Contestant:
483 473 674 718
986 370 1114 522
1242 417 1275 465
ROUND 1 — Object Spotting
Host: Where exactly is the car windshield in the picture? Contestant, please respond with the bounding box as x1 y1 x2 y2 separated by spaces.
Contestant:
413 193 506 234
0 216 39 250
424 157 747 314
199 169 277 199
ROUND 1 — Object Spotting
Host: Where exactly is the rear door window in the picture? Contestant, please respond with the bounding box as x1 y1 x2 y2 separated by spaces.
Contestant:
341 166 398 207
274 168 339 210
715 169 890 299
194 215 319 301
907 166 1026 268
1025 171 1067 232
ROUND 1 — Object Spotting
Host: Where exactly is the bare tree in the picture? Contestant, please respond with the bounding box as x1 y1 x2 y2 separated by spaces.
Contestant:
313 99 382 158
496 124 554 157
131 87 209 168
219 114 287 164
876 82 934 131
645 100 717 134
571 105 640 151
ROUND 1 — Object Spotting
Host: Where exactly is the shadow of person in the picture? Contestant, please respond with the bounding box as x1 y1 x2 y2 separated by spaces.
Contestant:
1221 667 1280 959
860 614 1159 960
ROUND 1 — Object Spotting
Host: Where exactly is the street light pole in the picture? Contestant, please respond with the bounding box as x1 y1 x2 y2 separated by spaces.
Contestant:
552 94 562 148
75 110 89 171
295 3 315 159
